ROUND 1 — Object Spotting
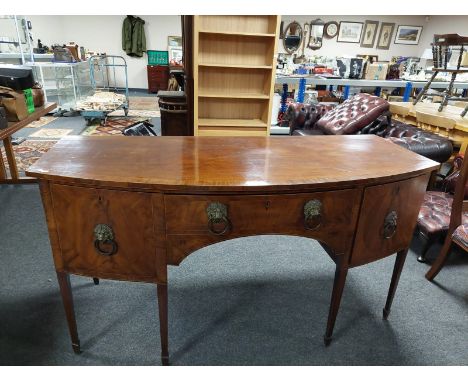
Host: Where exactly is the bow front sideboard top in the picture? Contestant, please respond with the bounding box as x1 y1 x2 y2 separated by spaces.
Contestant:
26 135 439 365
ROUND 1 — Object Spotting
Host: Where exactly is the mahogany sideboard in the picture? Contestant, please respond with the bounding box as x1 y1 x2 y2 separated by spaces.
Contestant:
26 135 438 365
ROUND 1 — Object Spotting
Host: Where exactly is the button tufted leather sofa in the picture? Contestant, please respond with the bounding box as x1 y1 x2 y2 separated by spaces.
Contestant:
288 93 453 163
315 93 390 135
376 121 453 164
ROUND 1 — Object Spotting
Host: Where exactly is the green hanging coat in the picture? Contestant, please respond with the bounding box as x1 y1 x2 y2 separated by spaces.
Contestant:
122 16 146 58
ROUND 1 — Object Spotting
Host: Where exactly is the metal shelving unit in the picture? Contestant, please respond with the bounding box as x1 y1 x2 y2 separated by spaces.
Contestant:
0 15 34 65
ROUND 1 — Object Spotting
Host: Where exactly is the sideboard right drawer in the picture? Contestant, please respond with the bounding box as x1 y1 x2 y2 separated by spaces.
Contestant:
350 174 430 267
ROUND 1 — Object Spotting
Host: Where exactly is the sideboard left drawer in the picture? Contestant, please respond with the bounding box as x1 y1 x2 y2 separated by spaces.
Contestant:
50 184 157 281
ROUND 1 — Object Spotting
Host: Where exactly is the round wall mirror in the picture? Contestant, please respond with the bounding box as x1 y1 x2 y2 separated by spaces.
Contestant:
283 21 303 54
308 19 325 50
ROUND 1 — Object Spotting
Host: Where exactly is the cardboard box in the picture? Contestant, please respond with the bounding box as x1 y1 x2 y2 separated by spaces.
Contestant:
365 63 389 80
0 87 28 122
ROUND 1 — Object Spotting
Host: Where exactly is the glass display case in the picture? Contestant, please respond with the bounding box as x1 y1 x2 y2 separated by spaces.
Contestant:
29 58 108 110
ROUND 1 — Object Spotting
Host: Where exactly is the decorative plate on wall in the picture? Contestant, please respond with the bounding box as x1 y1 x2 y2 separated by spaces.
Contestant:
324 22 339 38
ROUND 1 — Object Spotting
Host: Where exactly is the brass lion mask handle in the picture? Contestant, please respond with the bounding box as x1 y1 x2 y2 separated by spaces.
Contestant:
94 224 118 256
383 211 398 239
206 202 231 235
304 200 322 230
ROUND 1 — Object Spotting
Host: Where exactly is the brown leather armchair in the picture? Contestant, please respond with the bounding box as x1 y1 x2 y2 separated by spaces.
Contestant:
416 152 468 263
288 93 453 163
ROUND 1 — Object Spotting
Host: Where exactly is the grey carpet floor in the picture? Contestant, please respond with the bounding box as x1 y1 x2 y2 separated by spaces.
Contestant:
0 184 467 366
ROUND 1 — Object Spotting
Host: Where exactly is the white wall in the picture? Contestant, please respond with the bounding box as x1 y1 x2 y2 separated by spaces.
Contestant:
27 15 181 89
418 15 468 50
25 15 468 88
279 15 430 60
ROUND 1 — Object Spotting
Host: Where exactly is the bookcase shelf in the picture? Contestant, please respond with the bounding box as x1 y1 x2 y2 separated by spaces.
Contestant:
198 63 273 69
199 30 276 38
193 15 280 136
198 118 268 128
198 92 270 99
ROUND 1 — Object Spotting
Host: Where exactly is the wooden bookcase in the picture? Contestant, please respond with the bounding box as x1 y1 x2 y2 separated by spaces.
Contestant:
193 16 280 136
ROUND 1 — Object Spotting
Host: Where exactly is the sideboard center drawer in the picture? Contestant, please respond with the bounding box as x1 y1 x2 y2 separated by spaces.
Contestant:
164 190 360 254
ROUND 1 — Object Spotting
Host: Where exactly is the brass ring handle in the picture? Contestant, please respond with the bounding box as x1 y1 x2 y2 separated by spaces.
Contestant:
383 211 398 239
304 199 322 230
93 224 118 256
206 202 231 235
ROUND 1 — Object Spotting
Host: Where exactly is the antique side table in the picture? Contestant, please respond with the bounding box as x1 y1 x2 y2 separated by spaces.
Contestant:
26 135 438 365
0 102 56 183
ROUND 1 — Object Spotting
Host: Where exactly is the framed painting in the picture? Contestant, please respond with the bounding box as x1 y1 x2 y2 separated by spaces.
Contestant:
394 25 423 45
337 21 363 43
376 22 395 50
168 36 182 47
360 20 379 48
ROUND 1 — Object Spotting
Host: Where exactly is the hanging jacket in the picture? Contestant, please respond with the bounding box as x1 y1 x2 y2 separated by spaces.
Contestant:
122 15 146 58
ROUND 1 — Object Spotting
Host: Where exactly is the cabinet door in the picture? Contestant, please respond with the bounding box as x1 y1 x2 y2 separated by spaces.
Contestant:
350 174 430 267
50 184 158 281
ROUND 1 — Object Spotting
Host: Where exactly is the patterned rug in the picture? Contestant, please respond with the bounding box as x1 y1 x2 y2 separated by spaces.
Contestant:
108 109 160 118
1 140 58 173
129 96 159 111
29 128 73 139
25 116 57 128
81 117 149 136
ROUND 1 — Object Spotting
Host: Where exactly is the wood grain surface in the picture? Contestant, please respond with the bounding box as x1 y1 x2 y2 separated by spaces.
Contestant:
350 173 430 267
26 135 439 192
164 189 361 264
49 183 160 282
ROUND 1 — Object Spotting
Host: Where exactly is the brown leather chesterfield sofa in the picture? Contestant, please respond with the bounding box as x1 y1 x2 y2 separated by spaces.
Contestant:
288 93 453 163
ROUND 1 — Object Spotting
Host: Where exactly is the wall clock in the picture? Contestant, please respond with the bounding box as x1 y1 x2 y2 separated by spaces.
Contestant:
324 22 339 38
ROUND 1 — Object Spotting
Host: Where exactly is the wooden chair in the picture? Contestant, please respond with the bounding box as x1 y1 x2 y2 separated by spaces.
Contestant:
425 145 468 280
413 34 468 116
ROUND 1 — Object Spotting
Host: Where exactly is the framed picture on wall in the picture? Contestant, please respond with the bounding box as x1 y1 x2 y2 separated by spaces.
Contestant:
394 25 423 45
337 22 363 43
168 36 182 47
360 20 379 48
376 22 395 50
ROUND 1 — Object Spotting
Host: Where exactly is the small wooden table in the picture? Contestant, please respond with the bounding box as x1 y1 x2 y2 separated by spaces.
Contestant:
389 101 468 153
27 135 438 365
0 102 57 183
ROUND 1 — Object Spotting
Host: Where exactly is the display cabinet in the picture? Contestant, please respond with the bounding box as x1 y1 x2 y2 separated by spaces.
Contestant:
29 59 108 110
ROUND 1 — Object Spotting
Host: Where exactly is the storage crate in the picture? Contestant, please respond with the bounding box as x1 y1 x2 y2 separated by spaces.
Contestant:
147 50 169 66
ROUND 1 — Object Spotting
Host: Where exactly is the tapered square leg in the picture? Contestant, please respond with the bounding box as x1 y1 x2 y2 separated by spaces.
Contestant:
383 249 408 320
56 271 81 354
324 258 348 346
157 283 169 365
